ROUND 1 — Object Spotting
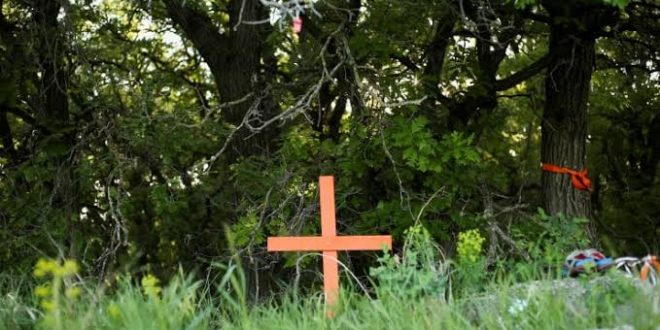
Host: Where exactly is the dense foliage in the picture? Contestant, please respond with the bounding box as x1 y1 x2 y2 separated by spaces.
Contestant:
0 0 658 306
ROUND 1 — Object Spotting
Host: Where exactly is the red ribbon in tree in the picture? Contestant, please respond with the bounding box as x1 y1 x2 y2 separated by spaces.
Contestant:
541 163 592 192
292 17 303 33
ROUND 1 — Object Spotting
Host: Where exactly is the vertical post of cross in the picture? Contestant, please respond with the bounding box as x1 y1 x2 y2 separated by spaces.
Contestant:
319 176 339 306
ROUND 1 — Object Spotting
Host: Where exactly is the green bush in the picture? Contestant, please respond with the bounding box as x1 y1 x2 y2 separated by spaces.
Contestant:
369 224 449 300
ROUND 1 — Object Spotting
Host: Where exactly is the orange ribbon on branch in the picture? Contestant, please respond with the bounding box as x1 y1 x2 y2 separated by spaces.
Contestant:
541 163 592 192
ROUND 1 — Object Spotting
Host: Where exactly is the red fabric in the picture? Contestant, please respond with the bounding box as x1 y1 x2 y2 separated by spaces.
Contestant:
292 17 303 33
541 163 592 192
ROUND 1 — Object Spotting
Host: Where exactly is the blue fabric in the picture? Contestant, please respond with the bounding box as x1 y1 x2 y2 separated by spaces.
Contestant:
562 256 614 277
574 258 597 269
596 257 614 269
562 258 595 277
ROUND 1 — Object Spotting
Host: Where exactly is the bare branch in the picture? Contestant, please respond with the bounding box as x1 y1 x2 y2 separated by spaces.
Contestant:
495 54 552 91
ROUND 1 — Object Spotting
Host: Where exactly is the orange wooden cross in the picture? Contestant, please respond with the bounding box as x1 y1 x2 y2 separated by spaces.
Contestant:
267 176 392 307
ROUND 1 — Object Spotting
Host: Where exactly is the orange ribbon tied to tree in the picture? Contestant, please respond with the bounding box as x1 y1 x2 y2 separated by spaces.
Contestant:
541 163 593 192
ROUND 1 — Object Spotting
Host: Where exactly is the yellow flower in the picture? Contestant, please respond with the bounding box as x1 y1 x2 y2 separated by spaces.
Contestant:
65 287 81 299
52 266 65 277
40 300 55 312
62 260 79 276
141 274 161 297
34 284 51 298
33 269 46 278
457 229 485 263
34 259 56 278
107 303 121 319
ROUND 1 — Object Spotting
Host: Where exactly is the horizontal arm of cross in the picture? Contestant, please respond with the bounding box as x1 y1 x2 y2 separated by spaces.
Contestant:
267 235 392 252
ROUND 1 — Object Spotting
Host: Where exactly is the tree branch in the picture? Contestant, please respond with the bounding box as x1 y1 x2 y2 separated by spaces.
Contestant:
139 50 213 91
595 53 659 73
495 54 552 91
390 54 420 72
162 0 227 72
5 106 38 127
0 106 16 159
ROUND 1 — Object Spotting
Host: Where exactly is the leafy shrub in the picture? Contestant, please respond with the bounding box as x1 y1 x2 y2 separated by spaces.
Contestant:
517 209 591 270
369 224 449 300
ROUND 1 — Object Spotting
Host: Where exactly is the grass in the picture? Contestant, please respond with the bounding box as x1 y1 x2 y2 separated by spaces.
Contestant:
1 260 658 330
1 225 658 329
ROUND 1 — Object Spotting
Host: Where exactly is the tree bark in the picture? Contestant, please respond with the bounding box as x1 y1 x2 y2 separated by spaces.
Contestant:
33 0 70 126
541 27 594 220
31 0 80 256
163 0 279 159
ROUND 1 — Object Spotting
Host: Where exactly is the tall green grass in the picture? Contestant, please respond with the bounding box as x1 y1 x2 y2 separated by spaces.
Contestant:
1 226 658 330
3 270 656 330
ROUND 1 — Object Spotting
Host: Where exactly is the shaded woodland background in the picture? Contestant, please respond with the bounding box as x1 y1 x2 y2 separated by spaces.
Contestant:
0 0 658 300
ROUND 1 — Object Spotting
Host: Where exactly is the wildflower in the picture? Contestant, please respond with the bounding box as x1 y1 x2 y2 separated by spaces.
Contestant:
32 257 83 317
107 302 121 319
34 259 56 278
40 300 55 312
52 259 79 277
62 260 79 276
457 229 485 263
35 258 79 278
34 284 51 298
141 274 162 297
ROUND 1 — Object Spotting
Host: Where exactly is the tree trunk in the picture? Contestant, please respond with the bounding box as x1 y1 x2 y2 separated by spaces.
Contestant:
32 0 80 256
163 0 279 159
540 21 595 226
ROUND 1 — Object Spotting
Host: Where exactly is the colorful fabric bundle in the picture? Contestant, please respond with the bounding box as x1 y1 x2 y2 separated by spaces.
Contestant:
562 249 615 277
562 250 659 286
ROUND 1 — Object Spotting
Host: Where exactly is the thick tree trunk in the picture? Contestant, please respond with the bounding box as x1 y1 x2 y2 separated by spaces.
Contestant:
539 0 621 242
216 0 280 157
163 0 279 159
33 0 69 126
32 0 80 256
540 23 595 224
